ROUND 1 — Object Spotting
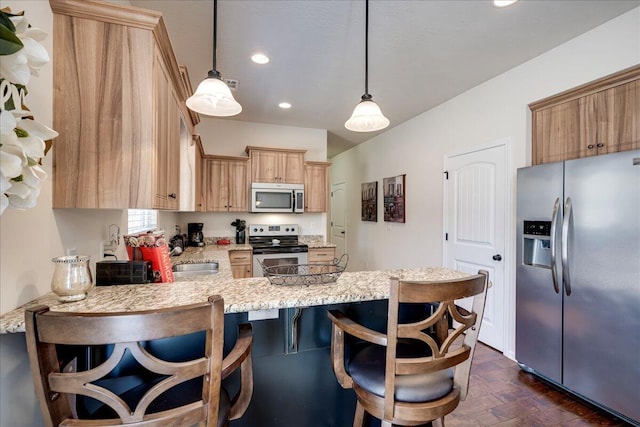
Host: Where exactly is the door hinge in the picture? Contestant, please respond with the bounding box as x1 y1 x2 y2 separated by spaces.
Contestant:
330 192 333 197
444 171 449 180
445 233 448 241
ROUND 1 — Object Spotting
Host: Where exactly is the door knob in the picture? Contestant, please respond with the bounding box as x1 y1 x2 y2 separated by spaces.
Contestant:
493 254 502 261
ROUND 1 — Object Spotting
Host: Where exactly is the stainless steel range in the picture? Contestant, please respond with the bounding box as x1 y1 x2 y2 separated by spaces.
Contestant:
249 224 308 277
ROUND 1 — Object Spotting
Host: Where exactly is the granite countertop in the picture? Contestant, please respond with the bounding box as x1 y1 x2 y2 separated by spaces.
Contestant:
0 245 467 334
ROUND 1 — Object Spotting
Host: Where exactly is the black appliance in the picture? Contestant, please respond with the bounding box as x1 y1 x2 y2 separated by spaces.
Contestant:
188 222 204 247
231 219 247 244
96 260 152 285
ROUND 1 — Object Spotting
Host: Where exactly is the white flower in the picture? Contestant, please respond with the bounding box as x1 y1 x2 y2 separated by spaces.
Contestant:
0 11 56 215
0 15 50 85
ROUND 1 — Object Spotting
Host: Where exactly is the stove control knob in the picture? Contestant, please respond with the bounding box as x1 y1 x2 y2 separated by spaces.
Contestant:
285 228 290 232
259 228 264 232
252 228 258 233
290 227 295 232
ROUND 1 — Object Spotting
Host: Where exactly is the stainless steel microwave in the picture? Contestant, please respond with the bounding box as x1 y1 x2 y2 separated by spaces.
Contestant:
251 183 304 213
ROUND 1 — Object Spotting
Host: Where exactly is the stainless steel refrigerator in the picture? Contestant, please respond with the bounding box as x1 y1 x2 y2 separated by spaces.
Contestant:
516 150 640 425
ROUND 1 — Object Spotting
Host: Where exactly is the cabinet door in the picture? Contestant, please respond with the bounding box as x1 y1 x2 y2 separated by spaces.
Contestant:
279 152 305 184
228 160 249 212
596 79 640 155
166 91 181 210
194 139 204 211
532 99 596 165
153 50 171 209
205 159 229 211
304 163 328 212
251 150 279 183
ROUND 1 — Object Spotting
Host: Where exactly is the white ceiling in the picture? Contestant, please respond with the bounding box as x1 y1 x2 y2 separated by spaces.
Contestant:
131 0 638 157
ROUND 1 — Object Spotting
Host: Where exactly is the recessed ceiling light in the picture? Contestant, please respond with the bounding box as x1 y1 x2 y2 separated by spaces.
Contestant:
279 102 292 109
493 0 518 7
251 53 270 64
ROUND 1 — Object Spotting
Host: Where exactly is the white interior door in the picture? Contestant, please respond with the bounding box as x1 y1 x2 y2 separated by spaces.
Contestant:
330 182 346 259
444 143 508 351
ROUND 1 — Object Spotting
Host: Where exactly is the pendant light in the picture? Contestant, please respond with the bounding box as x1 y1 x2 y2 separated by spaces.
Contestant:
345 0 389 132
186 0 242 117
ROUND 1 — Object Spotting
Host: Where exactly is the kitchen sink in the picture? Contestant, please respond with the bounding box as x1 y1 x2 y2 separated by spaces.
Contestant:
172 262 219 278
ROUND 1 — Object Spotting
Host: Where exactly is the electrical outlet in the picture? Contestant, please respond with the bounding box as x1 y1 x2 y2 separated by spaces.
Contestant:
66 247 77 256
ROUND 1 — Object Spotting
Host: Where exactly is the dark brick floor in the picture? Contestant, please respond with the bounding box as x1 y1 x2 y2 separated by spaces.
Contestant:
445 344 633 426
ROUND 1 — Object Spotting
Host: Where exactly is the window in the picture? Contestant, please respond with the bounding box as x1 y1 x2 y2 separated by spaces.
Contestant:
127 209 158 234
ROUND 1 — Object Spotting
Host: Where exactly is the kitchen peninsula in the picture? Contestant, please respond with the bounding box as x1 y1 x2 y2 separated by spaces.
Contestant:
0 247 468 427
0 246 467 333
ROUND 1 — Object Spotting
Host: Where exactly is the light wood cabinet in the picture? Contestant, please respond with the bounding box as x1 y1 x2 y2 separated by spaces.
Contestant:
194 135 205 212
229 249 252 279
204 156 250 212
308 247 336 264
246 146 306 184
152 46 180 210
530 65 639 165
50 0 192 209
308 247 336 274
304 161 330 213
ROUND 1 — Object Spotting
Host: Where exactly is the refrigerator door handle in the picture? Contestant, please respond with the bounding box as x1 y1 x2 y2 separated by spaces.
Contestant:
550 198 561 294
562 197 573 296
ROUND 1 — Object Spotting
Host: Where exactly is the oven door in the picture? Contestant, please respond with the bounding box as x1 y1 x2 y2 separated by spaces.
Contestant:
253 252 308 278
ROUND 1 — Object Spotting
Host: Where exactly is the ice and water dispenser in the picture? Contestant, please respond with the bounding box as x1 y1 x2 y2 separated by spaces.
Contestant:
522 220 552 268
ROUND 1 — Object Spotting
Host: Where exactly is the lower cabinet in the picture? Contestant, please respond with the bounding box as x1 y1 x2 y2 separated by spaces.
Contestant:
229 249 252 278
308 247 336 263
222 300 415 427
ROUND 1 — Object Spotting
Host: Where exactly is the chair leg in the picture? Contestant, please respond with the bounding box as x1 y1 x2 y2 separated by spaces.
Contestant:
432 417 445 427
353 401 365 427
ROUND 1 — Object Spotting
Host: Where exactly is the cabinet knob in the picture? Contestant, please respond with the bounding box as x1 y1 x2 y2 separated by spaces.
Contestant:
587 144 594 149
168 193 177 199
596 143 604 148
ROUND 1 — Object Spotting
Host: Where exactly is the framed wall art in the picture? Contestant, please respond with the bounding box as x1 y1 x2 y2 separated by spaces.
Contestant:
383 174 406 223
361 181 378 221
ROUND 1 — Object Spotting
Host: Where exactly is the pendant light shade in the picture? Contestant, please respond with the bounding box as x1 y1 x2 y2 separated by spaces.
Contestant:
345 95 390 132
186 0 241 117
345 0 389 132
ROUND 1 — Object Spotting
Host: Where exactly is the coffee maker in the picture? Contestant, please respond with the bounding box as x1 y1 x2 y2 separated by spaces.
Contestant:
187 223 204 247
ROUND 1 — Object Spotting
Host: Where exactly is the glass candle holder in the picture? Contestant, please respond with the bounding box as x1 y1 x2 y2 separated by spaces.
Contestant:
51 255 94 302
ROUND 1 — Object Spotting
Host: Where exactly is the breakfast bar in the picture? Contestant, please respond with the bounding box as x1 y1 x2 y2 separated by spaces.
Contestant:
0 247 467 426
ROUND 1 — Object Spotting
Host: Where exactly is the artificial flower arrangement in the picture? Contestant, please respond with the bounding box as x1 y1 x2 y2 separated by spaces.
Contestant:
0 8 58 215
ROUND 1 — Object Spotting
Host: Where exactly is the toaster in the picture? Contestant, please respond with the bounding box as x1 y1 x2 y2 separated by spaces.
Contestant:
96 260 152 285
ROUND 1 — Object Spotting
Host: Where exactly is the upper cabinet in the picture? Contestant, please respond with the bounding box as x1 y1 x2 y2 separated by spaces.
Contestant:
304 161 330 213
204 156 250 212
50 0 194 209
530 65 639 165
194 135 205 212
246 146 306 184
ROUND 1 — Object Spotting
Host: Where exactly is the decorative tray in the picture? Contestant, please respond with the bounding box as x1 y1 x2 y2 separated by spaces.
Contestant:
261 254 349 286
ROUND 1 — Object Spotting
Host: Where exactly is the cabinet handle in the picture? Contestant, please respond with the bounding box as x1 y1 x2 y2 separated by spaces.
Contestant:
587 144 594 149
596 143 604 148
168 193 177 199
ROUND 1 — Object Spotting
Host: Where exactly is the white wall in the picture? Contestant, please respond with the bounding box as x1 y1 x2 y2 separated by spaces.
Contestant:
329 7 640 359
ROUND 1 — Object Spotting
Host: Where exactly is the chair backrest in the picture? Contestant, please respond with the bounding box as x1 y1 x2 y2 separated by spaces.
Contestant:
25 295 225 427
383 270 489 419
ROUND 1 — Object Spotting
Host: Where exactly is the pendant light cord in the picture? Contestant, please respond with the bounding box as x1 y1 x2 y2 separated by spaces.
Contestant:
364 0 369 98
212 0 218 72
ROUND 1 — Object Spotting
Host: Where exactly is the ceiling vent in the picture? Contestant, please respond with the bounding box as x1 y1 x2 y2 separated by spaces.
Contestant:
224 79 239 91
